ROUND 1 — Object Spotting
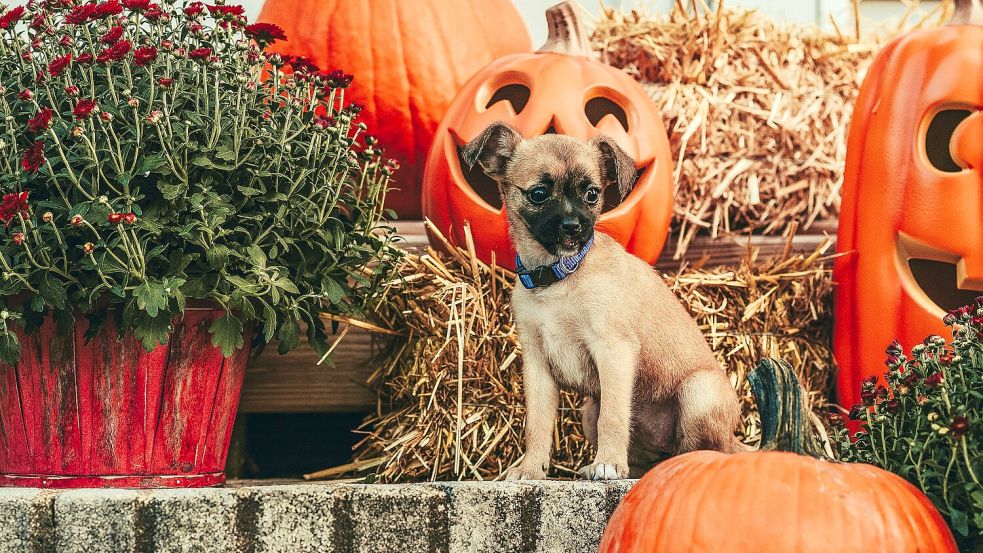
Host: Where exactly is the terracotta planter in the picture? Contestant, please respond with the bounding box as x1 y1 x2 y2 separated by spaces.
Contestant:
0 308 250 488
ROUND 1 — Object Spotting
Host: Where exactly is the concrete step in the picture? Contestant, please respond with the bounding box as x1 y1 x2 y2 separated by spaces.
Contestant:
0 480 636 553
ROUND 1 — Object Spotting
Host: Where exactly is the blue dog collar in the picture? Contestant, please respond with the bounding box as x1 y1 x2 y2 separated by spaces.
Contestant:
515 236 594 290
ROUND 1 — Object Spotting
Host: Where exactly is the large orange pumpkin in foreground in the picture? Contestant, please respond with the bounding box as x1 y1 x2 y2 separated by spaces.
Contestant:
599 360 958 553
833 0 983 409
422 2 674 269
257 0 531 219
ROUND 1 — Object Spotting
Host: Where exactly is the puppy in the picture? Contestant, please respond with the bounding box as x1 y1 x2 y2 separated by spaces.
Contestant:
461 122 742 480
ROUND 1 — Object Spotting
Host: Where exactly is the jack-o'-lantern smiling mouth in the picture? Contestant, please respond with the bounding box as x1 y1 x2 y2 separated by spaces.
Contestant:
896 232 983 315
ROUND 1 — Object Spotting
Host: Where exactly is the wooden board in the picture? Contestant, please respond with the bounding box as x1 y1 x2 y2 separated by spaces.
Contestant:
239 220 838 414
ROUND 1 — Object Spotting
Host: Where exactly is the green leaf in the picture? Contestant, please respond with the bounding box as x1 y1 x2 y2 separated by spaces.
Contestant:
206 245 234 269
276 318 299 355
0 331 19 364
273 277 299 295
134 281 168 317
157 178 188 200
246 245 266 268
133 313 171 352
209 312 244 357
139 154 167 174
321 276 347 305
39 273 67 310
226 275 261 294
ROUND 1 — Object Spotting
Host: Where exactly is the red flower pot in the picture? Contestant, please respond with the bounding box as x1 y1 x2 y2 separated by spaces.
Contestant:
0 308 250 488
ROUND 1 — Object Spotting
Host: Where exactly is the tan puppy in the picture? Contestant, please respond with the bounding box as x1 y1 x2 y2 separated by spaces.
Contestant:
461 122 742 480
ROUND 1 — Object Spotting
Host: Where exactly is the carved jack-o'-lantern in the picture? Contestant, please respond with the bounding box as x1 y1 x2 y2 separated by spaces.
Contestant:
834 0 983 408
422 2 674 269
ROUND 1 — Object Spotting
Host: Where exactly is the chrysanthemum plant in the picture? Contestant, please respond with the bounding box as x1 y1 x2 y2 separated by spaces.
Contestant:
834 298 983 545
0 0 399 361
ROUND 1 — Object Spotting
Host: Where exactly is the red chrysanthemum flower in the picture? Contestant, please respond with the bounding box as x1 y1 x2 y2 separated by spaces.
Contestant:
144 4 164 20
158 76 174 88
17 88 32 101
97 39 131 63
29 12 46 29
206 4 244 17
925 371 944 388
950 415 971 439
26 107 53 134
73 98 98 119
244 22 286 45
20 141 45 174
133 45 157 66
76 52 94 65
0 191 29 226
91 0 123 19
0 6 25 29
122 0 151 9
282 55 319 74
64 3 95 24
189 47 211 61
59 35 74 47
47 53 72 77
99 25 123 44
324 69 353 89
183 1 204 17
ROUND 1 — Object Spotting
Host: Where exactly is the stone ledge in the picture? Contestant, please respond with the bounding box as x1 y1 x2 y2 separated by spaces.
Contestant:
0 480 635 553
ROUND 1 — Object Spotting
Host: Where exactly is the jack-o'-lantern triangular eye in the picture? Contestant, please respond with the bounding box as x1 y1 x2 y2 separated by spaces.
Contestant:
925 108 973 173
585 97 629 132
485 84 530 114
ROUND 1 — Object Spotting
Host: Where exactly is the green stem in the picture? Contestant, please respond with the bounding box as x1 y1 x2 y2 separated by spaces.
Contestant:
748 358 828 458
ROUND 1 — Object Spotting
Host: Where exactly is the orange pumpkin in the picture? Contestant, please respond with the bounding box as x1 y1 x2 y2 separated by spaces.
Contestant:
833 0 983 409
421 2 673 269
599 360 958 553
257 0 531 219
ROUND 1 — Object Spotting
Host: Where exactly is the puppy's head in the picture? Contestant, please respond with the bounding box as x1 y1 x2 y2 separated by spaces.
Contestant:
461 122 637 257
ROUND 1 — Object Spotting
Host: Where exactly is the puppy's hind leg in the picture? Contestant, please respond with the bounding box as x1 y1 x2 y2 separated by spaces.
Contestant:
581 397 599 448
675 369 741 454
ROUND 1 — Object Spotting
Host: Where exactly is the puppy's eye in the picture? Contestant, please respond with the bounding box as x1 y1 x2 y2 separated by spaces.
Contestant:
526 186 550 205
584 187 600 205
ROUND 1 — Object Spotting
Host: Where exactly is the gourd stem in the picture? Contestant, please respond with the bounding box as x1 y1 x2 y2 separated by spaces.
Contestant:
539 1 592 56
950 0 983 26
749 358 829 459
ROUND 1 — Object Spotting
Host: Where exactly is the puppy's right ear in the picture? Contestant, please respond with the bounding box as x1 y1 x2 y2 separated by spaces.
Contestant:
460 122 522 181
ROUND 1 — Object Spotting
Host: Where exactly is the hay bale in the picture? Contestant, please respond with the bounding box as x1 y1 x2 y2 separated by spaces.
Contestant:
592 4 880 256
350 223 835 482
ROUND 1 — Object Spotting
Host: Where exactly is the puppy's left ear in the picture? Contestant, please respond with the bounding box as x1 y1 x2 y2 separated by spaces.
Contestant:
461 122 522 181
590 136 638 200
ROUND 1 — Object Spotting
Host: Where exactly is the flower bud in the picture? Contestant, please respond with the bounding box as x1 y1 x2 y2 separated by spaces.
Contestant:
70 214 84 227
146 110 163 124
42 212 53 223
11 232 24 245
83 242 95 254
100 112 113 122
71 127 84 138
928 412 940 422
64 85 79 97
108 212 123 224
127 98 140 108
122 212 136 225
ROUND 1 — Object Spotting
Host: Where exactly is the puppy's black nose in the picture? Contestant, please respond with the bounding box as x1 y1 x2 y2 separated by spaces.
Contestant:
561 217 582 233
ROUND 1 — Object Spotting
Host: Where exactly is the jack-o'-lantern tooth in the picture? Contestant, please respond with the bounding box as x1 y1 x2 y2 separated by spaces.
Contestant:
950 110 983 169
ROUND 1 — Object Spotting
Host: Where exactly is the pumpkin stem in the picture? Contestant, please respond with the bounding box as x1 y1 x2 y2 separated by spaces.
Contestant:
539 1 593 57
951 0 983 25
749 358 830 459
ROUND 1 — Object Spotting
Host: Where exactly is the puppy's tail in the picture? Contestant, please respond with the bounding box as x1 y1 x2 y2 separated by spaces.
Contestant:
747 358 834 459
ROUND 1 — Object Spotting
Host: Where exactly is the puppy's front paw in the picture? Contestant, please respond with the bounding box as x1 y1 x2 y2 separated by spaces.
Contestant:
578 461 628 480
505 463 547 480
